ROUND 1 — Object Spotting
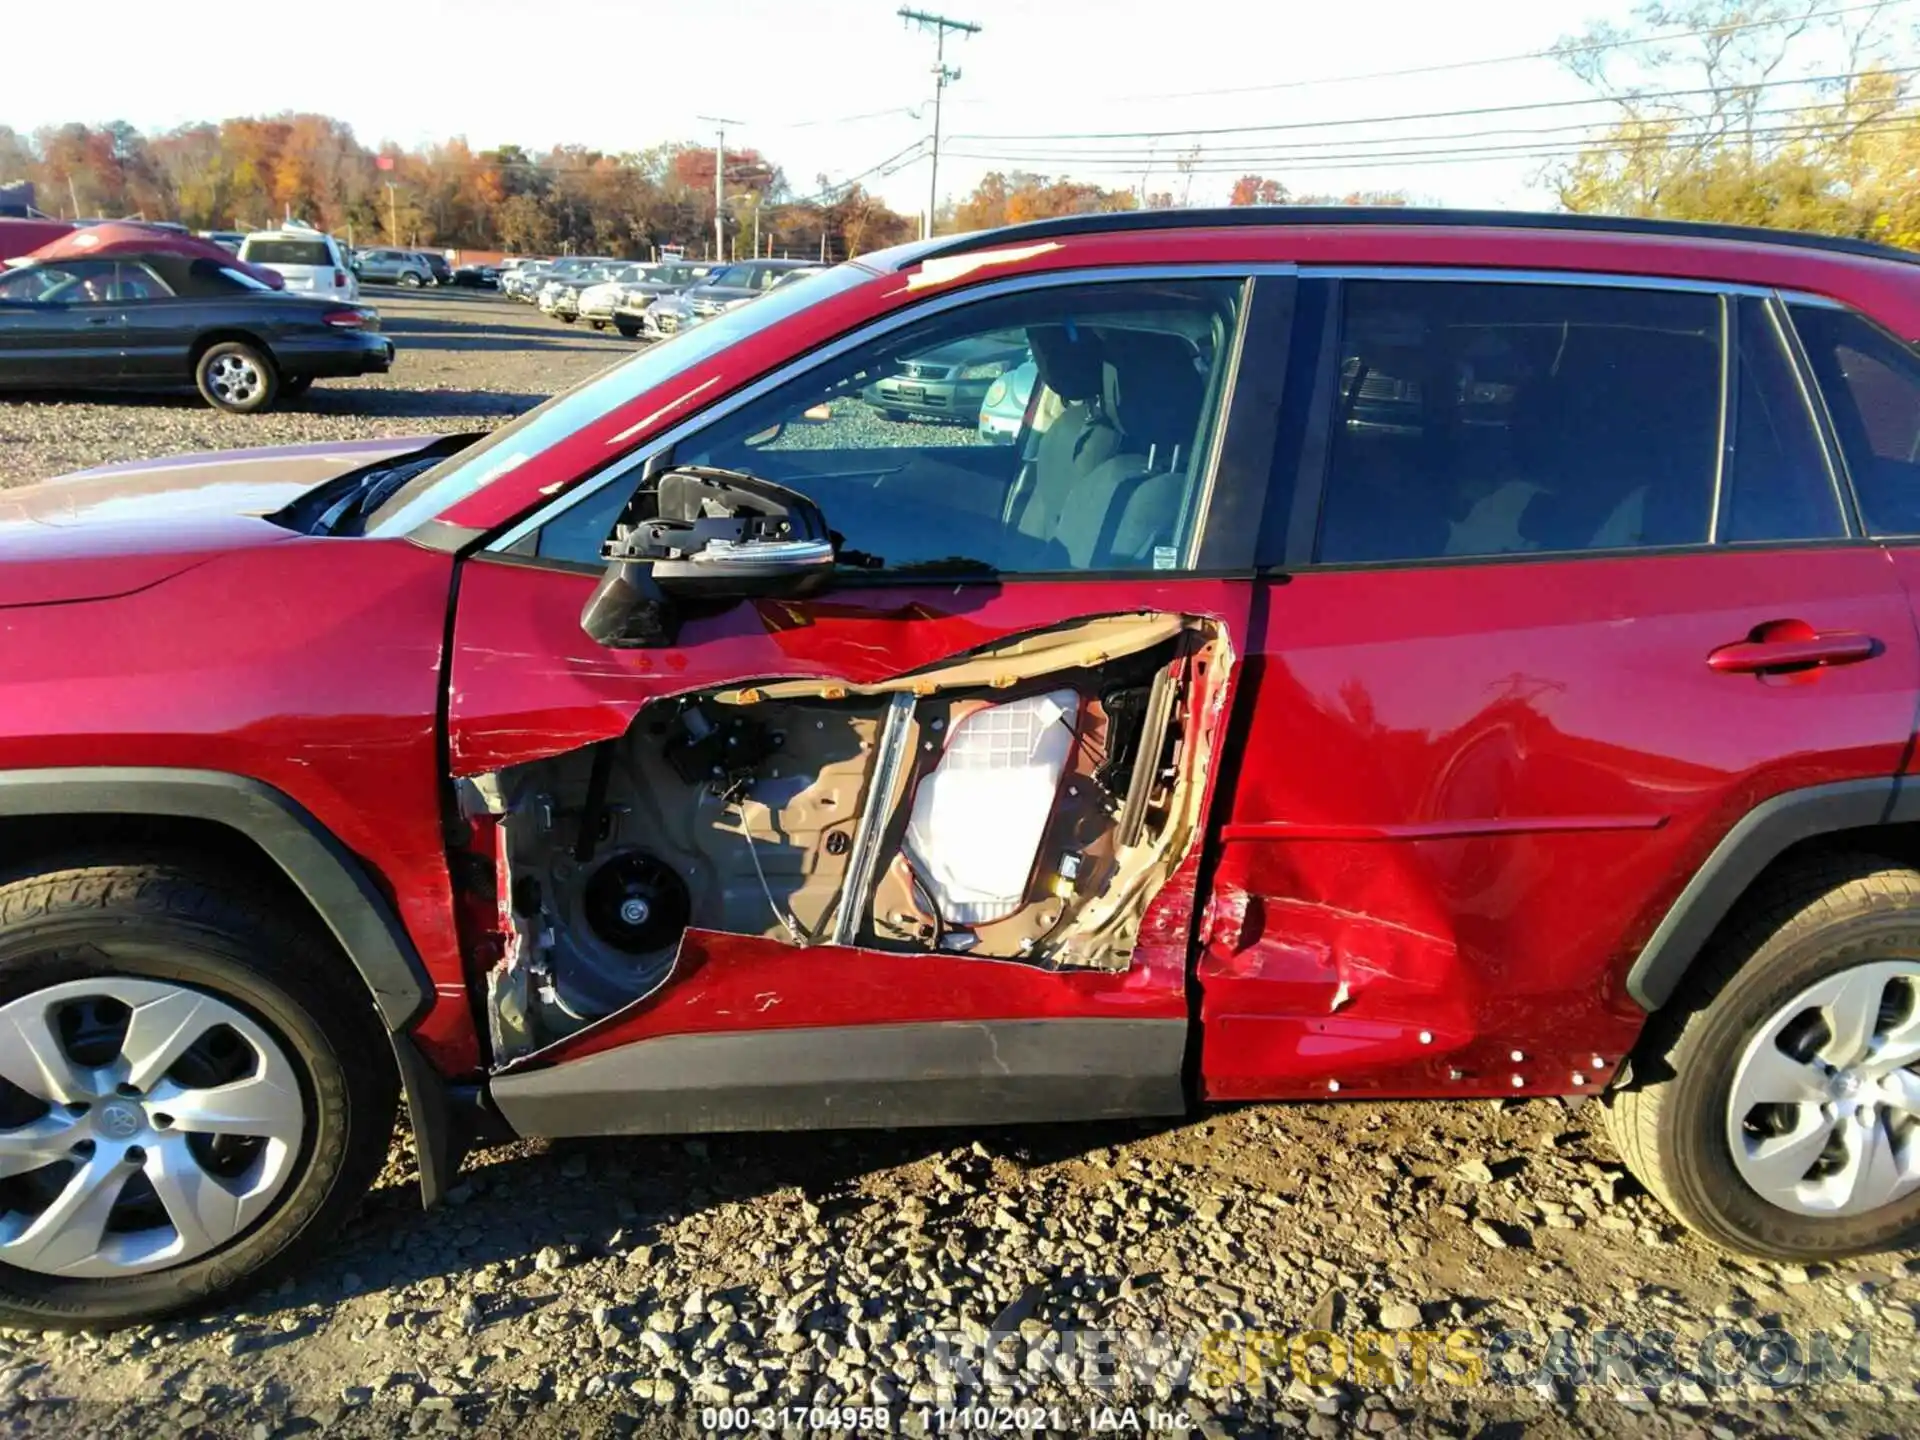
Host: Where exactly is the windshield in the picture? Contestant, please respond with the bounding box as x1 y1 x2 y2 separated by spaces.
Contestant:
705 265 750 288
366 259 874 533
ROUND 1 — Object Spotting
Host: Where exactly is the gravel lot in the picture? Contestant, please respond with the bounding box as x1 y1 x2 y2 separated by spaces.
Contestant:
3 289 1919 1438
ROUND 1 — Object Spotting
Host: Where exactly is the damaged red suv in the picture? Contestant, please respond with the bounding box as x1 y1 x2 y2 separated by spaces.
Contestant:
7 208 1920 1325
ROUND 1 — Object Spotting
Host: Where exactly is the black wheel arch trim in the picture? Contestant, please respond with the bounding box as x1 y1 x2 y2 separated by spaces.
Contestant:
1626 776 1917 1011
0 766 460 1205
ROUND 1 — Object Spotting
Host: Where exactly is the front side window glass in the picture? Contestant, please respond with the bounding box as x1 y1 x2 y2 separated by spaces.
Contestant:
1316 281 1721 563
535 279 1244 577
0 261 117 304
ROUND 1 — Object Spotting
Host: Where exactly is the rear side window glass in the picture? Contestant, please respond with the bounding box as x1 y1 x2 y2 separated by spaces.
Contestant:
1722 298 1845 544
1315 281 1720 563
112 263 172 301
1790 304 1920 535
244 239 332 267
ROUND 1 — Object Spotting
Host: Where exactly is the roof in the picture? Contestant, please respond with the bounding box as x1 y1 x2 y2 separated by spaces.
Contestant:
27 222 286 289
916 206 1920 269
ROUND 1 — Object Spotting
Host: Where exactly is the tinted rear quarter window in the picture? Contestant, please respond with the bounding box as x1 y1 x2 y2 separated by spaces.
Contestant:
1790 304 1920 535
1315 281 1721 563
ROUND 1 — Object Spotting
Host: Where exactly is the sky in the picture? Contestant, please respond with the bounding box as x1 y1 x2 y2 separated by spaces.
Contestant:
7 0 1916 220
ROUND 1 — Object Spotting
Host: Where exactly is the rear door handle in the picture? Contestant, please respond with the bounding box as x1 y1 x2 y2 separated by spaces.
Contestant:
85 315 113 326
1709 620 1878 675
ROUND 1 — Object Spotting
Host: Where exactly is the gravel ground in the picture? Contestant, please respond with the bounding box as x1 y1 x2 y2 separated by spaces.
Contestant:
3 289 1919 1438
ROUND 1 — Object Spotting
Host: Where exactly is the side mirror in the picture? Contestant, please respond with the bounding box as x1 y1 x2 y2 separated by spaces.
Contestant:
581 465 835 648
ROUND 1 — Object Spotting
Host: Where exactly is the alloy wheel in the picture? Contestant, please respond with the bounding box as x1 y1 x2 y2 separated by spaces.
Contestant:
0 978 305 1277
205 354 263 407
1727 961 1920 1217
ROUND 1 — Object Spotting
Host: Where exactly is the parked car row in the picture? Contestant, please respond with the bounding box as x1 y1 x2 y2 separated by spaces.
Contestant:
499 254 830 340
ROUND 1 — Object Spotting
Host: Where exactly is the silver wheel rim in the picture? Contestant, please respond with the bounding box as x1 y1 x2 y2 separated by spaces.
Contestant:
1727 961 1920 1218
0 978 305 1276
206 353 262 406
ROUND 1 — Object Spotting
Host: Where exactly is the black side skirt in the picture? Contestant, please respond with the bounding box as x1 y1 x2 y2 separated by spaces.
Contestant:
487 1018 1189 1138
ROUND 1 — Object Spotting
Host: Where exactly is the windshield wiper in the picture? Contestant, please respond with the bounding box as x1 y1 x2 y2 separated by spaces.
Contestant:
318 456 444 535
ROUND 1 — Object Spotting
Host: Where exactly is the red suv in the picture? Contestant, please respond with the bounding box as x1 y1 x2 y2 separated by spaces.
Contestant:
7 209 1920 1327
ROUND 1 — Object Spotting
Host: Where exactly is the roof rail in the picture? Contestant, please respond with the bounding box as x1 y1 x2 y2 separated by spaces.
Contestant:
916 206 1920 268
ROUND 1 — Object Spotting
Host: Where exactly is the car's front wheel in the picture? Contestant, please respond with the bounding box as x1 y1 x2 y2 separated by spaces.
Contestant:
195 342 278 414
398 272 423 289
0 862 396 1328
614 320 640 338
1607 856 1920 1258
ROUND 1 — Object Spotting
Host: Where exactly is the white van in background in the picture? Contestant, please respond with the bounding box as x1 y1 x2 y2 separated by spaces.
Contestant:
237 229 359 301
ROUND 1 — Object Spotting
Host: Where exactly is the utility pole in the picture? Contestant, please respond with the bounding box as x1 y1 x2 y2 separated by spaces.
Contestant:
697 115 739 263
386 182 398 244
898 8 980 240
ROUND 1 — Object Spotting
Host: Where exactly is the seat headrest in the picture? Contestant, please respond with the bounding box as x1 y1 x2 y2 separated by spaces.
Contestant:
1027 324 1105 403
1101 330 1206 451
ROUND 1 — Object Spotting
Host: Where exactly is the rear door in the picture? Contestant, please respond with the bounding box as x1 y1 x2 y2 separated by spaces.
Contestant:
1198 272 1920 1103
1783 300 1920 688
445 268 1289 1137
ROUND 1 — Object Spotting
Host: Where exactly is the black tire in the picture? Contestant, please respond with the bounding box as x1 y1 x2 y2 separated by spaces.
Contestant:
881 408 911 423
557 314 576 324
614 320 640 339
0 860 396 1328
1605 854 1920 1259
589 320 606 331
398 272 423 289
194 341 278 415
281 375 314 398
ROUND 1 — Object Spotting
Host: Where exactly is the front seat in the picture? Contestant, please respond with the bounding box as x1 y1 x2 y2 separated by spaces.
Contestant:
1011 325 1120 548
1050 330 1207 569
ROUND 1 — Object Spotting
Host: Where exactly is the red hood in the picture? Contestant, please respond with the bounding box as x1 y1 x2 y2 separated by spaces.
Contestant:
0 435 445 607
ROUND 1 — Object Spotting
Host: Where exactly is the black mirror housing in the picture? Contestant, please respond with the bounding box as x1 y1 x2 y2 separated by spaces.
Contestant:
580 465 835 648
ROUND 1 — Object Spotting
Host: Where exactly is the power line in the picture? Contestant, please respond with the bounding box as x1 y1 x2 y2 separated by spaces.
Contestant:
939 99 1907 163
972 0 1916 109
950 118 1920 176
949 112 1920 168
948 64 1920 143
785 138 932 206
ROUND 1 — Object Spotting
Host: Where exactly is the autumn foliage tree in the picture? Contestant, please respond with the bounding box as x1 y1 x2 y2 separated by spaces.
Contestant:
0 115 915 261
1549 1 1920 246
1229 175 1288 206
951 171 1139 231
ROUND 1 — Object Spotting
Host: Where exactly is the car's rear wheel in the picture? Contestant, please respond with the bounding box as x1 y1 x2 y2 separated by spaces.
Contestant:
195 342 278 415
589 320 606 330
398 272 423 289
0 862 395 1328
614 320 640 338
1606 855 1920 1258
